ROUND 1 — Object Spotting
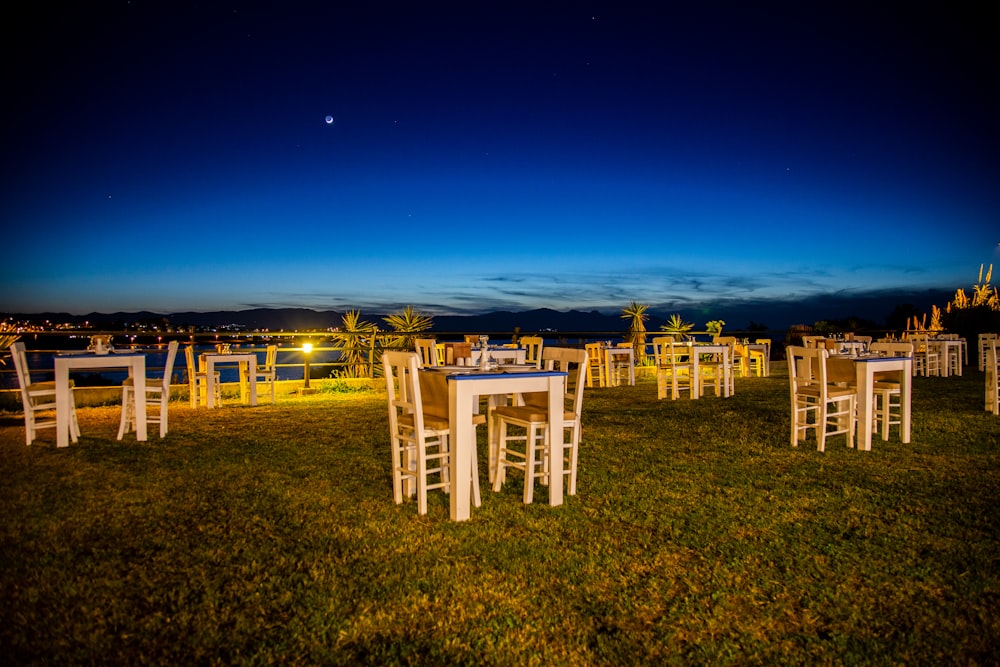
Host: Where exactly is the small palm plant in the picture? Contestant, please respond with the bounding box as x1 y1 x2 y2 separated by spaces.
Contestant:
383 306 433 351
331 310 377 378
705 319 725 337
621 301 649 365
660 313 694 340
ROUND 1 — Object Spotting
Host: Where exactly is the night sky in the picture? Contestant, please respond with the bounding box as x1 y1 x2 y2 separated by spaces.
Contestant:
4 2 998 327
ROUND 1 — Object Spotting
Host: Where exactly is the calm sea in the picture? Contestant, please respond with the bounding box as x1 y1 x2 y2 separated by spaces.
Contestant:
2 344 341 390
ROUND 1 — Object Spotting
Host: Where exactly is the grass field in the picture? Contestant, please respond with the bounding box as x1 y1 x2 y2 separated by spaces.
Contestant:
1 364 998 665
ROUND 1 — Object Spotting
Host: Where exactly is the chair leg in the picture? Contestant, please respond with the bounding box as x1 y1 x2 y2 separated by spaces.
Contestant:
117 385 133 440
471 428 481 508
23 410 35 445
493 420 509 491
159 392 169 438
523 425 540 504
567 425 580 495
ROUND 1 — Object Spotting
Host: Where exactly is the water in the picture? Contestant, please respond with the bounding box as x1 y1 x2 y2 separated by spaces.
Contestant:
2 344 343 390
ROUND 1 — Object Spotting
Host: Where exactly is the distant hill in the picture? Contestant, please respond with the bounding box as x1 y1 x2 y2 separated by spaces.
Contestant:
4 307 633 334
431 308 632 334
3 288 954 334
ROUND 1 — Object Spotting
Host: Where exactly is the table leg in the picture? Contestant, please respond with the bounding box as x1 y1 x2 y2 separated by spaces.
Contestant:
247 359 258 406
55 362 72 448
546 375 565 506
239 362 249 404
691 355 702 399
855 364 873 451
901 360 912 442
133 359 147 441
449 381 475 521
206 359 217 408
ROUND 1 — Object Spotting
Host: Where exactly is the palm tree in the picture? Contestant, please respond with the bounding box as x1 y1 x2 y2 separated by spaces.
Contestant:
331 310 377 378
660 313 694 340
621 301 649 365
383 306 433 350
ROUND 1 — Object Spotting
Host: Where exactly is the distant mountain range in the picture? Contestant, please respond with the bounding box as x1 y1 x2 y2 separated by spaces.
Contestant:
4 288 955 334
5 307 637 333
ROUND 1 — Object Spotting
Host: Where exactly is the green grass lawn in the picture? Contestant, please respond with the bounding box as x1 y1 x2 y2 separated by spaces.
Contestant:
1 366 999 665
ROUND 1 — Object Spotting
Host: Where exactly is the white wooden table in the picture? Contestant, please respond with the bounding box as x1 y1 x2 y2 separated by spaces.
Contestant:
439 368 566 521
200 353 258 408
605 346 635 386
55 352 147 447
929 339 964 377
688 343 733 397
831 355 913 451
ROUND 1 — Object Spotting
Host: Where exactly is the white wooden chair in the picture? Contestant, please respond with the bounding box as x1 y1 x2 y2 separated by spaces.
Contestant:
118 341 179 439
383 350 477 515
520 336 543 368
979 333 998 372
986 340 999 416
909 333 940 377
609 342 634 386
251 344 278 403
786 345 856 452
584 343 606 388
868 341 913 441
652 336 694 400
414 338 438 367
700 338 734 397
184 345 220 407
9 342 80 445
936 334 963 376
748 338 771 377
491 347 587 504
716 336 748 378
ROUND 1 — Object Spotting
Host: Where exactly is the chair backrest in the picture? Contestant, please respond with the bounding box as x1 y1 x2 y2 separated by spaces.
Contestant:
652 336 689 367
382 350 429 431
8 342 35 410
520 336 543 368
786 345 831 394
713 336 739 357
585 342 603 363
980 333 999 370
443 342 472 365
159 341 180 391
540 346 588 418
801 335 824 349
184 345 197 379
263 344 278 370
651 336 671 366
870 341 913 357
908 333 931 353
754 338 771 357
414 338 437 367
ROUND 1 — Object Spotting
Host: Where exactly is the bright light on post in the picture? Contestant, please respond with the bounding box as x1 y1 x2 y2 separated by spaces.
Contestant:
303 342 313 390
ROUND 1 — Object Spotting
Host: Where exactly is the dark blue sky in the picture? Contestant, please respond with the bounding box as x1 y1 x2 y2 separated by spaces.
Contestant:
4 2 998 327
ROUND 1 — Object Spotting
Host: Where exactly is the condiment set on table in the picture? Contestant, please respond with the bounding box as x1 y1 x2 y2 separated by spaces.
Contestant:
87 335 114 355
